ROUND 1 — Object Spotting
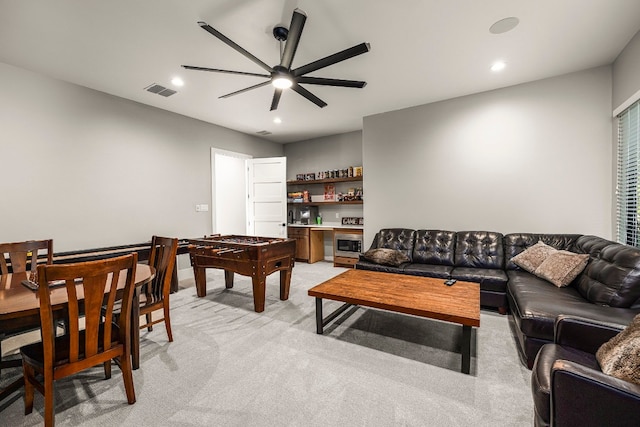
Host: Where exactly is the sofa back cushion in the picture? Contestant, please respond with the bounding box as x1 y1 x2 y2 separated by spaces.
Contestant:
412 230 456 265
373 229 416 262
504 233 582 270
574 235 640 308
454 231 504 269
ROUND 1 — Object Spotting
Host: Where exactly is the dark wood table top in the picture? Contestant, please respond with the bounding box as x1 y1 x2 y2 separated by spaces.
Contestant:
308 269 480 327
0 264 154 321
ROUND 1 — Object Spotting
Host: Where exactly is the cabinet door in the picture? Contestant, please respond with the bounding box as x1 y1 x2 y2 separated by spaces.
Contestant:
288 228 309 261
296 235 310 261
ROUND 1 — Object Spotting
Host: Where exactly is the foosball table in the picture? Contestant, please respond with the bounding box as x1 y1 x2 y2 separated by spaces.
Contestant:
188 235 296 312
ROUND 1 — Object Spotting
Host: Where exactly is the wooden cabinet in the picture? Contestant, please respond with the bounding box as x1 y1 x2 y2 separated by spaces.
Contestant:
288 227 309 261
288 227 324 263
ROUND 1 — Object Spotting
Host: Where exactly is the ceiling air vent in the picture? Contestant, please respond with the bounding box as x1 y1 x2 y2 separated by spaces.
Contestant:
158 89 176 97
144 83 177 97
256 130 272 136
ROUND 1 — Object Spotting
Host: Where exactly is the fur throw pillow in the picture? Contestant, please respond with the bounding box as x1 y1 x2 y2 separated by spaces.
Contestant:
533 250 589 287
363 248 410 267
511 241 557 273
596 314 640 385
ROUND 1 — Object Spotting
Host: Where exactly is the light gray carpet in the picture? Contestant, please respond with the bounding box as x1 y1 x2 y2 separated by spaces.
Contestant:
1 262 533 426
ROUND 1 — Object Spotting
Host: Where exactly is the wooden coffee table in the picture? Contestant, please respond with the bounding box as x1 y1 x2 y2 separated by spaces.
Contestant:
308 269 480 374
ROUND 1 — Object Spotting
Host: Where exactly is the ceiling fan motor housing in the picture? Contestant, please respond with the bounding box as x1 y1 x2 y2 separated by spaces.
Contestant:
273 26 288 42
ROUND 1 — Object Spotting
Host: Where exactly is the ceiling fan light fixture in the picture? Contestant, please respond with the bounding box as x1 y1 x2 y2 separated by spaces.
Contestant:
272 76 293 89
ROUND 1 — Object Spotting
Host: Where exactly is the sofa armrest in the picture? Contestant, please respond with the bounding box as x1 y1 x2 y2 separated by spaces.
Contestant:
551 359 640 427
553 315 625 353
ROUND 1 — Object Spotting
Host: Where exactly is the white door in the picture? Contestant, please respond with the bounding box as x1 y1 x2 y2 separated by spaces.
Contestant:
247 157 287 238
211 149 252 234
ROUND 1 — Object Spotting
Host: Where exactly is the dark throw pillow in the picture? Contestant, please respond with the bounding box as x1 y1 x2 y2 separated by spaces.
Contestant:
596 313 640 386
363 248 410 267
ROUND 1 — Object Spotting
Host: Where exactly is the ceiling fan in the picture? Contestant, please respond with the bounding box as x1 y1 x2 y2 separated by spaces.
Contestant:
181 8 370 111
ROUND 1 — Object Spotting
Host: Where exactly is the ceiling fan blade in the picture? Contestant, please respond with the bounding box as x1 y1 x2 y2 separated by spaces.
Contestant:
197 21 273 73
219 81 271 99
297 76 366 88
293 42 371 77
280 8 306 69
182 65 270 78
291 84 327 108
270 89 283 111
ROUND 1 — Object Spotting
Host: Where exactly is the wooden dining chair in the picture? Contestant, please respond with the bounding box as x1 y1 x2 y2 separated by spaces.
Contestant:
0 239 53 375
20 253 138 427
138 236 178 341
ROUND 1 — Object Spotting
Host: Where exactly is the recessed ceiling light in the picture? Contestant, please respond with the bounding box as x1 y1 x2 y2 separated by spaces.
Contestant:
491 61 506 72
273 117 282 124
171 77 184 87
489 17 519 34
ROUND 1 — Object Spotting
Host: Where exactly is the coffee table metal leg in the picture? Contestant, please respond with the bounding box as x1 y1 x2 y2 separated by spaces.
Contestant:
315 298 355 334
315 298 324 334
461 325 472 374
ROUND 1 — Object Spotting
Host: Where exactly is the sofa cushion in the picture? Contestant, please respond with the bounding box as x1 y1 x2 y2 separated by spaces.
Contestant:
403 263 452 279
511 241 558 273
534 251 589 288
504 233 582 270
574 236 640 308
596 313 640 385
363 248 410 267
355 259 404 275
454 231 504 269
507 270 639 341
451 267 508 293
372 228 416 262
412 230 456 266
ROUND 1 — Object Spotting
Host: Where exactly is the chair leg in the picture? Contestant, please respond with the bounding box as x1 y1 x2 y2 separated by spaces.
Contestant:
145 313 153 332
22 362 35 415
163 303 173 342
119 355 136 404
43 372 55 427
104 359 112 379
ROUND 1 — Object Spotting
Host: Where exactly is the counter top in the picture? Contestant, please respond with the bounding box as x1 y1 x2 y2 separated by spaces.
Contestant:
288 223 363 230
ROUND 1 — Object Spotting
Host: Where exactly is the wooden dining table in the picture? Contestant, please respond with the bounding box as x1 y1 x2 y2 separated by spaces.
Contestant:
0 263 155 403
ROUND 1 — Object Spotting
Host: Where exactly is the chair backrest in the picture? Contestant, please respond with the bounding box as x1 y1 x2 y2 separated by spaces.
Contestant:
36 253 138 371
0 239 53 275
146 236 178 304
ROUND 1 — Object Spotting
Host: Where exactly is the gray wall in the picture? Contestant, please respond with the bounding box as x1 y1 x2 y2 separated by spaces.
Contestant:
0 62 283 252
362 66 613 245
283 131 363 181
613 29 640 111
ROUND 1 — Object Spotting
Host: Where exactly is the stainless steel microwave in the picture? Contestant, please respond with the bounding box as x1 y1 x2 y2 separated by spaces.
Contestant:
334 233 363 258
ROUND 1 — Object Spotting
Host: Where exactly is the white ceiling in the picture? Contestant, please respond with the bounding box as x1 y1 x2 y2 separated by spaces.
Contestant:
1 0 639 143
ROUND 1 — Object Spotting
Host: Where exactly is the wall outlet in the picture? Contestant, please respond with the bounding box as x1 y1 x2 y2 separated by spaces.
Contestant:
335 213 339 219
195 204 209 212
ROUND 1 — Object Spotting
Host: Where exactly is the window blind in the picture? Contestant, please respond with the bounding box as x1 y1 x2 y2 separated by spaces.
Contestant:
617 101 640 246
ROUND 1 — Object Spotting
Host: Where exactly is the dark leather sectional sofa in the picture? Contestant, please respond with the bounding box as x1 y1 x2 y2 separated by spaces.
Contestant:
355 229 640 368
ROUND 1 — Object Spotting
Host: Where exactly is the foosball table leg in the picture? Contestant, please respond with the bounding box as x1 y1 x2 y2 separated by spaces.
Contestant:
224 270 234 289
280 268 292 301
251 276 266 313
194 266 207 297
